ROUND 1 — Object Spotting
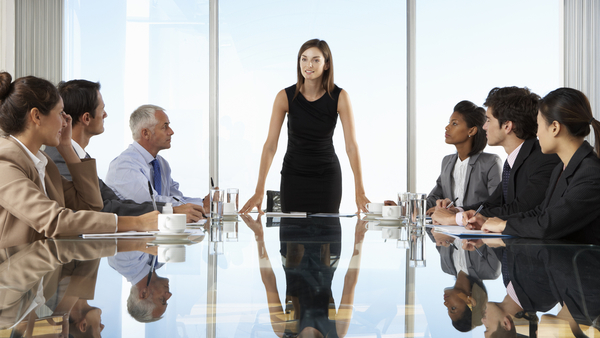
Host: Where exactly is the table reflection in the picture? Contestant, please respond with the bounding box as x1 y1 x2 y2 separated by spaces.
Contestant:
0 217 599 337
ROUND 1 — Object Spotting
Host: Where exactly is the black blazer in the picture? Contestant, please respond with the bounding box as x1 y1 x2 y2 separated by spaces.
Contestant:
503 141 600 243
45 146 164 216
464 138 560 217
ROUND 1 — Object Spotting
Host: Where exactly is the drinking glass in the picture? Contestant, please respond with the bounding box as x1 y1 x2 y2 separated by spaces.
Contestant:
409 229 426 268
227 188 239 212
409 193 427 226
210 188 224 219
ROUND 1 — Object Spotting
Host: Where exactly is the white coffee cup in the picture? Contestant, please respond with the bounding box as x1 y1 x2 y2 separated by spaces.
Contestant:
223 202 237 215
366 202 383 214
365 221 382 231
382 227 400 239
158 245 186 263
158 214 187 233
382 205 401 219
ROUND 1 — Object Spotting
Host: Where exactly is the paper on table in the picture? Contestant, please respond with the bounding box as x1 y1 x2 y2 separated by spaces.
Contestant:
187 219 207 226
265 212 307 218
81 231 153 239
309 213 357 218
433 225 512 237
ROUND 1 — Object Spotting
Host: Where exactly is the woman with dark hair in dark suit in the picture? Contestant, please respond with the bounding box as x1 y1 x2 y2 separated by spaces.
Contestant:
468 88 600 244
426 100 502 214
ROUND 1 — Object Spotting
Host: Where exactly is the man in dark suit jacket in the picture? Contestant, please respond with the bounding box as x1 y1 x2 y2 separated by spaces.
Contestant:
46 80 205 221
432 87 560 225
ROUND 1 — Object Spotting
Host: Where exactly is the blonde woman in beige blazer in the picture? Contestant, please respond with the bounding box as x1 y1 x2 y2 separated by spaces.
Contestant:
0 73 157 248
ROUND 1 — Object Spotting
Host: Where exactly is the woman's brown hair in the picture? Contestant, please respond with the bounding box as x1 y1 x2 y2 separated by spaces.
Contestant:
0 72 60 135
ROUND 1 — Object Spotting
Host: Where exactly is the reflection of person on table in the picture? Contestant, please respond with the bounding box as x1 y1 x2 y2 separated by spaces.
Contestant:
241 214 366 337
0 73 158 248
0 239 124 335
108 251 171 322
240 39 370 214
431 86 560 226
428 230 498 332
465 88 600 244
425 100 502 216
482 238 600 337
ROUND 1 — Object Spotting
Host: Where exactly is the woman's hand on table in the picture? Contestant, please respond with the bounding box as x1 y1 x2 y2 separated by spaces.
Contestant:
355 192 370 214
240 192 264 214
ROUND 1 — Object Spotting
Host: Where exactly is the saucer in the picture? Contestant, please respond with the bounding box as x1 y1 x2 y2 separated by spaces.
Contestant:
364 212 382 218
375 217 401 221
150 239 196 245
149 231 191 240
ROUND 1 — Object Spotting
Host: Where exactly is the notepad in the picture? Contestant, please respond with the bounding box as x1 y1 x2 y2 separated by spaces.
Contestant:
433 225 512 238
80 231 154 239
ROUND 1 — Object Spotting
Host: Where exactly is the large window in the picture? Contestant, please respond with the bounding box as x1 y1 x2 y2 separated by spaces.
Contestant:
64 0 210 198
415 0 561 196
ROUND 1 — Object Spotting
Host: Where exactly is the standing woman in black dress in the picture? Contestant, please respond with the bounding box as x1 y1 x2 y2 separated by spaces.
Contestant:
240 39 370 214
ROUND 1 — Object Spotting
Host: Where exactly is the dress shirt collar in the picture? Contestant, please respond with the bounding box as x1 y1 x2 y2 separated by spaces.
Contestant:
132 141 157 164
71 139 87 159
10 135 48 172
506 141 524 168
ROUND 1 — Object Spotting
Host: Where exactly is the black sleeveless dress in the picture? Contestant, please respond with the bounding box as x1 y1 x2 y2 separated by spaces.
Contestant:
281 84 343 213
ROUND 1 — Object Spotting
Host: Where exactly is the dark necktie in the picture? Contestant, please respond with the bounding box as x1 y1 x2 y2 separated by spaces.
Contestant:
151 159 162 195
502 160 511 201
84 153 91 159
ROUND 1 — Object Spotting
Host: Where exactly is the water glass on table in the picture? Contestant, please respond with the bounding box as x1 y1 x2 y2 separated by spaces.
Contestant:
210 188 224 219
227 188 239 212
408 193 427 226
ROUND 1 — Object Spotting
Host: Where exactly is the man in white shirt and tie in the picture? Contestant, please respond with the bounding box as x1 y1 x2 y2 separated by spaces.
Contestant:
105 104 208 217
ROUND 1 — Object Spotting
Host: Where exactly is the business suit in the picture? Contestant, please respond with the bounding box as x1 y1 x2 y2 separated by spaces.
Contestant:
45 146 164 216
0 137 117 248
463 138 561 217
502 141 600 243
427 152 502 209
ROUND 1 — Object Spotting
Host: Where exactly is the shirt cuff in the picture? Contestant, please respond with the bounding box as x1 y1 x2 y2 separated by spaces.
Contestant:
455 212 464 226
114 214 118 232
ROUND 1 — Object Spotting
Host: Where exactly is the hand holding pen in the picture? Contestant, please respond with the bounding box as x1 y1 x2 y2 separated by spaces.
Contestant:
446 197 459 209
464 205 486 230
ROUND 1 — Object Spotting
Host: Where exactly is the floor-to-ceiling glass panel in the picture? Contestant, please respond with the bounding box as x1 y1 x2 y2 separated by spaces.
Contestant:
63 0 209 198
415 0 560 195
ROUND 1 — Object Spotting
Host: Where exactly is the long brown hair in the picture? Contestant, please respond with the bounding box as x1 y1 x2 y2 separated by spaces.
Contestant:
539 87 600 158
294 39 334 100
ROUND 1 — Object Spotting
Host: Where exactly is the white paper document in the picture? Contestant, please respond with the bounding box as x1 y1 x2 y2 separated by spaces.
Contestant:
433 225 512 237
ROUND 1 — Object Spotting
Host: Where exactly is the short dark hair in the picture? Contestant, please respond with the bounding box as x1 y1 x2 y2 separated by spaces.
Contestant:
484 87 540 140
0 72 61 135
453 100 487 156
57 80 101 126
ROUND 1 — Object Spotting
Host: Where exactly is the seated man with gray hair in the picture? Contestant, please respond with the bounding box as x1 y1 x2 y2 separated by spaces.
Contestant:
106 105 207 214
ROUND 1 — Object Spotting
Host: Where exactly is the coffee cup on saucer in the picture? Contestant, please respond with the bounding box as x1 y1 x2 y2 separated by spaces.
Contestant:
381 205 401 219
158 245 186 263
158 214 187 233
366 202 383 214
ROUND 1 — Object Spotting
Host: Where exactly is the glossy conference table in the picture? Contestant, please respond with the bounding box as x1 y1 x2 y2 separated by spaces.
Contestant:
1 215 599 338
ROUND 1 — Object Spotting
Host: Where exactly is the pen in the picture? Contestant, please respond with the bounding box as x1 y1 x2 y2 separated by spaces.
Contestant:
473 205 484 217
147 181 158 211
147 255 157 286
446 197 459 209
211 177 215 188
474 246 484 257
